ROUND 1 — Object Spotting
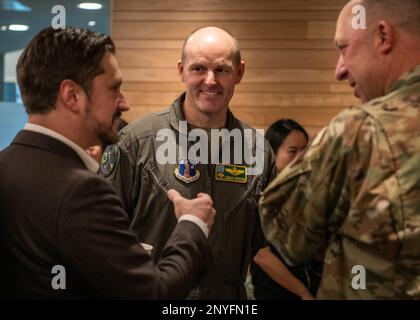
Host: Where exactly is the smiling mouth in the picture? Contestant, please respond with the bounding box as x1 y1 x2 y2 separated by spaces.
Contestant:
200 89 222 97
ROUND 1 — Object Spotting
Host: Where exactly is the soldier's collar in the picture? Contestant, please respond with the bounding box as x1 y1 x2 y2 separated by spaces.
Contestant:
388 64 420 94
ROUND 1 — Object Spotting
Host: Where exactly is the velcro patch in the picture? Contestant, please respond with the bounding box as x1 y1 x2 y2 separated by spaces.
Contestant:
100 144 120 179
215 164 247 183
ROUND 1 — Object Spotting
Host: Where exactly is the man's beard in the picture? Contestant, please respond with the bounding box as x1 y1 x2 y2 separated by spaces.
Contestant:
85 105 121 147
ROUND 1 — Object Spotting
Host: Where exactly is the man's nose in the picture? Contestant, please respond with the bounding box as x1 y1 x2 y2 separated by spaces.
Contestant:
335 55 347 81
204 71 217 85
118 92 130 112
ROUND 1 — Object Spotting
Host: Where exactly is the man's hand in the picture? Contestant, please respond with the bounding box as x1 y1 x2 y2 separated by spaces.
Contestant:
167 189 216 231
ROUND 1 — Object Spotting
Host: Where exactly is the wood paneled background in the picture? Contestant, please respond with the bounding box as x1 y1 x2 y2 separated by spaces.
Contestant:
112 0 358 137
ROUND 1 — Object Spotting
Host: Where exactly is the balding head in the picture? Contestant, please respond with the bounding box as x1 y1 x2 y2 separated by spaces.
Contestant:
181 27 241 67
360 0 420 33
337 0 420 37
177 26 245 128
334 0 420 103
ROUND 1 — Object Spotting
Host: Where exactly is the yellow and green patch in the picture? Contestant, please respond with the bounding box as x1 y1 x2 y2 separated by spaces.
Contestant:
215 164 247 183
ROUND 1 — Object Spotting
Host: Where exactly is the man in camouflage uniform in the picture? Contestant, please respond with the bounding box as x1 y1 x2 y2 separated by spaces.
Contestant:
259 0 420 299
102 27 276 299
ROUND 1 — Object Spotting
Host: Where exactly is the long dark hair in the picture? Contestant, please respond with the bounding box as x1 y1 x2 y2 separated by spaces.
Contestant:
265 119 309 154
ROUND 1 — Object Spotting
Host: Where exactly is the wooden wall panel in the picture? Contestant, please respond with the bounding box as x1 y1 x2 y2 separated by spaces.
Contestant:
113 21 308 39
117 49 339 68
114 11 340 21
115 39 335 50
114 0 347 11
112 0 358 138
124 92 356 108
120 68 338 83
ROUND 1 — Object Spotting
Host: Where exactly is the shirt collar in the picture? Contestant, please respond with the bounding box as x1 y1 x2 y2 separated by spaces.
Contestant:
388 65 420 94
23 123 99 173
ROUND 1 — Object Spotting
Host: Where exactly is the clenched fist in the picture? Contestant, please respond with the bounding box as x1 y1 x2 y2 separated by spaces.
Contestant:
167 189 216 231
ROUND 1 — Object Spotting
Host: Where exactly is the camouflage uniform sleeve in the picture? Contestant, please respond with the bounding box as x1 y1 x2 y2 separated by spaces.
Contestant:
259 108 369 266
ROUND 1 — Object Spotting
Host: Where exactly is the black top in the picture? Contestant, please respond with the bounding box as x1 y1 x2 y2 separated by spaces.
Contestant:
251 244 322 300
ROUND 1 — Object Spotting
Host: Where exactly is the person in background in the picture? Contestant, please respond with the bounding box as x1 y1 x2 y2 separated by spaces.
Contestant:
251 119 322 300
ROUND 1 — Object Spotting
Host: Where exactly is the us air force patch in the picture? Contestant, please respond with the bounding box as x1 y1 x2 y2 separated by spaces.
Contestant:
100 144 120 179
174 159 200 183
215 164 247 183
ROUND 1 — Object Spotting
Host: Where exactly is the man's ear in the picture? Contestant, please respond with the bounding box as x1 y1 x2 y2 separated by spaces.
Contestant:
376 20 394 54
58 79 85 113
235 60 245 84
177 60 185 82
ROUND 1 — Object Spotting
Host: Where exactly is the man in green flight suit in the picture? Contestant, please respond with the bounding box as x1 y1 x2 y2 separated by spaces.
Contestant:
101 26 276 299
260 0 420 299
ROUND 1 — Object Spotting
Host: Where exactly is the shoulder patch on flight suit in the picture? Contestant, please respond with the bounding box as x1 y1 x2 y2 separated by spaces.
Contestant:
215 164 247 183
100 144 120 179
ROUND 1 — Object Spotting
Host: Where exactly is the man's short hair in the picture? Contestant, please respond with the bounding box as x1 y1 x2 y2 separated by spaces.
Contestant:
16 27 115 114
361 0 420 33
180 27 241 67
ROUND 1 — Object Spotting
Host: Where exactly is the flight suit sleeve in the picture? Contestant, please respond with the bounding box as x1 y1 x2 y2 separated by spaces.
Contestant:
100 142 139 217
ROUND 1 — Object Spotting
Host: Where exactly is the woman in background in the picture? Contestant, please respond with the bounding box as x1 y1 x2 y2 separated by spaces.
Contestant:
251 119 323 300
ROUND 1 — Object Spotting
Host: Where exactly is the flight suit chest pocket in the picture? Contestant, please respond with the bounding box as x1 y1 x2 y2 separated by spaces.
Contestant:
215 174 262 220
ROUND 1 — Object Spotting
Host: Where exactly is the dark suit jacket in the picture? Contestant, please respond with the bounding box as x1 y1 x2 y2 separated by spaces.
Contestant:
0 130 210 299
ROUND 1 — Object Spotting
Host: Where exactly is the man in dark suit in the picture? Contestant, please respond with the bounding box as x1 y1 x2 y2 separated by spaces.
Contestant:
0 27 215 299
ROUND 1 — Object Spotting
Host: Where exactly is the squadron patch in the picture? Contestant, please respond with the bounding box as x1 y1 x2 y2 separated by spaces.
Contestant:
100 144 120 179
174 159 200 183
215 164 247 184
